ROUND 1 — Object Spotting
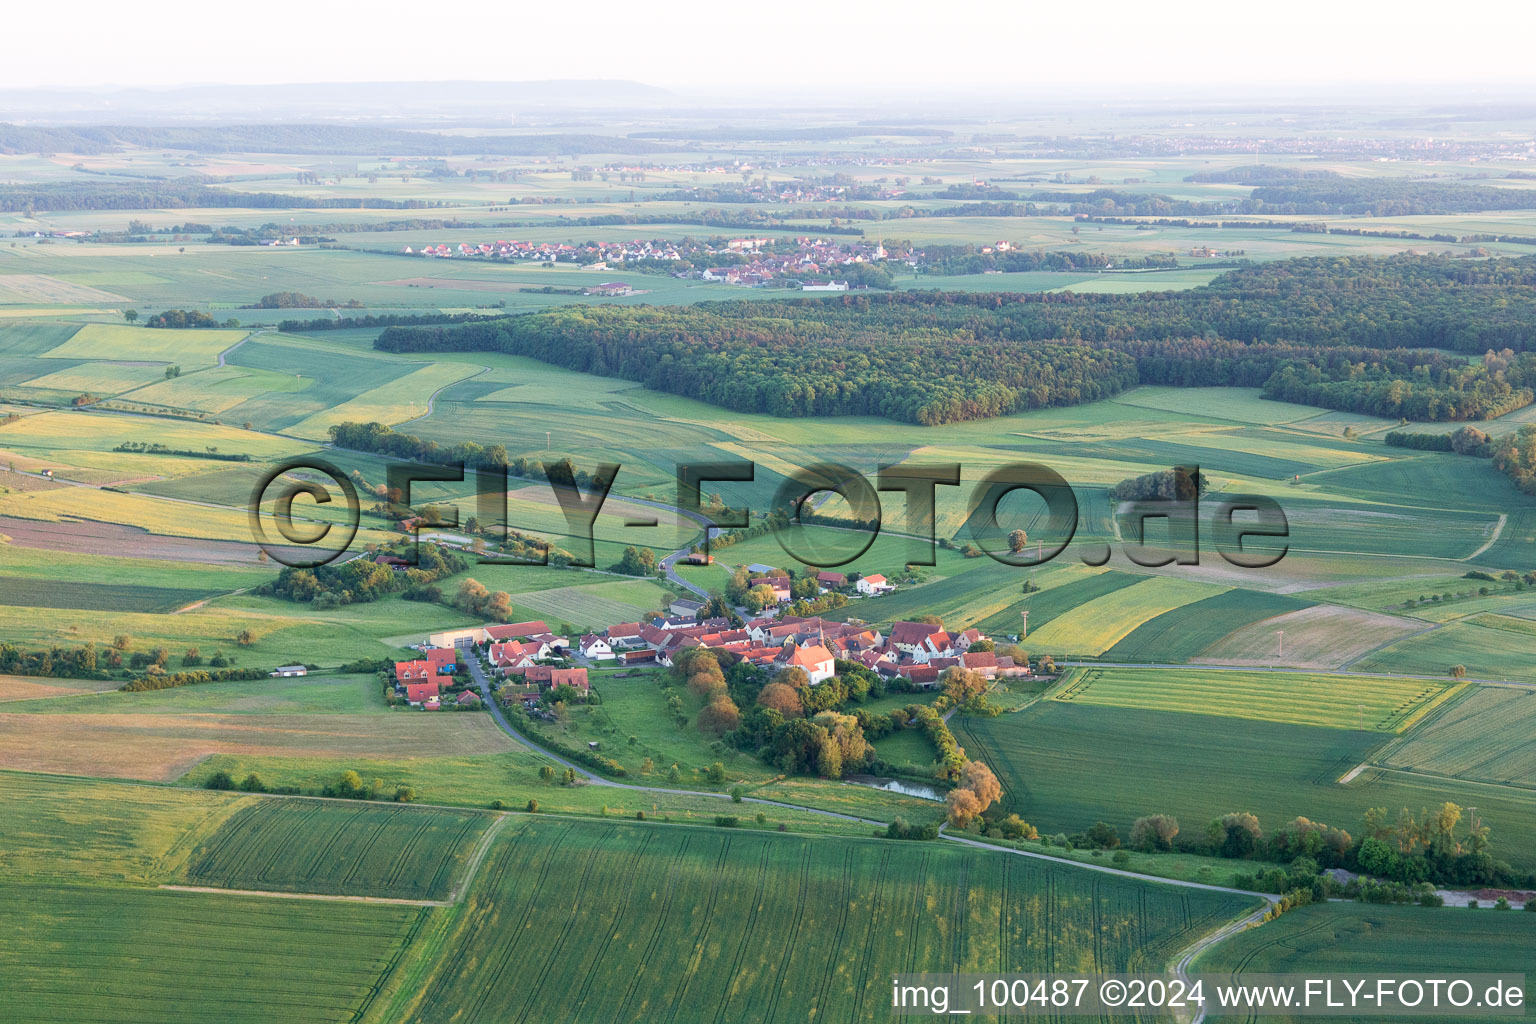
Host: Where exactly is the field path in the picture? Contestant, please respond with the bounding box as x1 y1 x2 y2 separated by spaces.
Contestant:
938 830 1273 900
156 883 451 907
1171 903 1276 1024
1464 512 1509 562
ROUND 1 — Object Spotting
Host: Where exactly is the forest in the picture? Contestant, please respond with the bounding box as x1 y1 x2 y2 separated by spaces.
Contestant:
374 255 1536 426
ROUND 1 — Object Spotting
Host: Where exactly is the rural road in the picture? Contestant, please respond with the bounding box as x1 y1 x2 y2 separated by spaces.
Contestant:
1172 903 1275 1024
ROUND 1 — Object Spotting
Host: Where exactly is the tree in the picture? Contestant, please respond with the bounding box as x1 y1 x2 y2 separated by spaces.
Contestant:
1130 814 1180 852
946 787 984 828
111 634 131 651
757 681 803 718
394 786 415 803
640 757 654 775
539 765 555 783
1007 529 1028 553
941 666 988 706
124 309 138 324
181 647 202 667
705 761 727 783
774 666 810 690
1207 811 1263 858
238 773 266 793
698 695 741 736
204 770 236 790
666 763 681 781
235 629 255 647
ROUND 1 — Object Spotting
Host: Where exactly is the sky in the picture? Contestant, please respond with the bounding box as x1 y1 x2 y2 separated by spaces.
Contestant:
6 0 1536 95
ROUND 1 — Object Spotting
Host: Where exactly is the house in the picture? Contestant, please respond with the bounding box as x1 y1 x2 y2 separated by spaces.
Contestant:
423 695 442 711
426 620 552 649
913 630 955 663
424 647 457 674
395 660 437 683
815 571 847 591
269 665 307 678
887 621 944 656
488 640 546 670
855 574 892 596
606 622 645 648
669 598 705 620
896 664 940 688
455 690 482 707
778 642 836 685
750 576 792 603
579 634 615 660
483 620 554 644
404 681 440 705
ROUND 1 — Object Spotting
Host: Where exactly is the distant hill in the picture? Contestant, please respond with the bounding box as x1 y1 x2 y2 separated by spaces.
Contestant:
0 120 676 157
0 78 671 124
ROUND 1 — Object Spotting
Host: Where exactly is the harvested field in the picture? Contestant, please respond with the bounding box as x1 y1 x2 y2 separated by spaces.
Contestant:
0 273 130 304
0 514 308 564
0 674 121 703
1195 604 1425 669
0 711 518 781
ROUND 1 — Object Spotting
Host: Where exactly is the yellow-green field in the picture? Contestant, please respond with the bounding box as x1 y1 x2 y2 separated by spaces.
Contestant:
1022 576 1225 655
40 322 248 367
1052 666 1463 732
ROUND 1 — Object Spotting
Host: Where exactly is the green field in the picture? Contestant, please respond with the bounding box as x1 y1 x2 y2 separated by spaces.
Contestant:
953 702 1536 870
1198 903 1536 1023
0 575 217 612
0 772 251 885
1052 667 1461 732
0 883 423 1024
395 817 1259 1023
1022 576 1226 655
1374 685 1536 787
184 799 494 900
1101 589 1313 662
1350 620 1536 683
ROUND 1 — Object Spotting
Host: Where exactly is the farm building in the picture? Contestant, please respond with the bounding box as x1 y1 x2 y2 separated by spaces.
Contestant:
269 665 307 678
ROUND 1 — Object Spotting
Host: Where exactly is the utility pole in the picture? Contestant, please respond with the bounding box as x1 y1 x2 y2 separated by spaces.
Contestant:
545 430 551 451
1020 609 1029 640
1359 704 1365 731
1276 629 1284 662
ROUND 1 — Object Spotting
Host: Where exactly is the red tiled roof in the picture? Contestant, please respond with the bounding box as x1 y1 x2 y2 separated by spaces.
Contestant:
483 620 551 641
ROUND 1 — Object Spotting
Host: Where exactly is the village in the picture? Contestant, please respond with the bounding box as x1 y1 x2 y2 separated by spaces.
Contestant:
389 567 1029 711
398 233 1023 290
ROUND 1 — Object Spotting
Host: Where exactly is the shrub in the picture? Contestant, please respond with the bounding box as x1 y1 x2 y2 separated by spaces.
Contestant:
714 815 740 828
526 799 539 813
204 770 236 791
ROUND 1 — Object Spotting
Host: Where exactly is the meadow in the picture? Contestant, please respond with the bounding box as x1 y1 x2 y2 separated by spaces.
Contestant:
393 817 1259 1024
1051 667 1461 732
184 798 494 900
176 750 937 835
1197 904 1536 1023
